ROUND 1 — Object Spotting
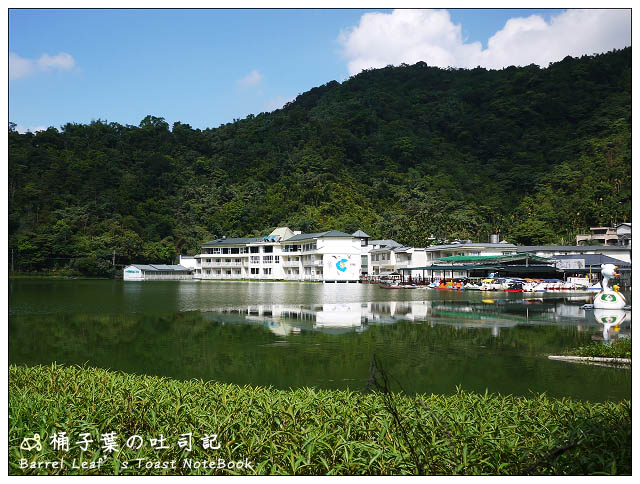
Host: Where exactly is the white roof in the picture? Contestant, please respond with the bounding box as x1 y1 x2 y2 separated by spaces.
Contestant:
128 264 192 272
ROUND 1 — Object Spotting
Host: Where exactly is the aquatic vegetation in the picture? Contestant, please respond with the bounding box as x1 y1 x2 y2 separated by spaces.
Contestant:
567 339 631 360
9 364 631 475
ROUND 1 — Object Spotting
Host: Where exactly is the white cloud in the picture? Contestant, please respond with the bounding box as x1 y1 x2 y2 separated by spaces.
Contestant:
14 124 47 134
339 9 631 75
37 52 76 71
238 69 264 88
9 53 35 80
10 52 76 80
265 95 294 112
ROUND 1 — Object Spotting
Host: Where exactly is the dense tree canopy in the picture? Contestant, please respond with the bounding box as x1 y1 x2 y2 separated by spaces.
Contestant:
8 48 631 274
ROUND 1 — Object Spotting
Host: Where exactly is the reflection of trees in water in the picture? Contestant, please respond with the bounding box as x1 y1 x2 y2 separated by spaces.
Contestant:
9 310 631 400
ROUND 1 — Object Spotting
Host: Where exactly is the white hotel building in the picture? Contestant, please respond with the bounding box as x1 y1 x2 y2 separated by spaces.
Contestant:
193 227 369 282
192 227 527 283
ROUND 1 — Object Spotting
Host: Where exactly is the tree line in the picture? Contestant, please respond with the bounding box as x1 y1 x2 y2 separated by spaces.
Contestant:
8 48 631 276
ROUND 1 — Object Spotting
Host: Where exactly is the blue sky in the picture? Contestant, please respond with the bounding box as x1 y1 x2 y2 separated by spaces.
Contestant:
8 8 631 132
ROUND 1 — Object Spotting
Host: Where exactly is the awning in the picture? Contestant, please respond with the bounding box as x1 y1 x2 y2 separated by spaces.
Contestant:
399 265 500 271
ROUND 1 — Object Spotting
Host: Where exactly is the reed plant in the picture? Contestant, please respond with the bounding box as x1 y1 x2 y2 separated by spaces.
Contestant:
9 363 630 475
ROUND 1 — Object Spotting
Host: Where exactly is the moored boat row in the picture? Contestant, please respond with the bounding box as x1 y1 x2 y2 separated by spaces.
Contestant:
424 277 598 292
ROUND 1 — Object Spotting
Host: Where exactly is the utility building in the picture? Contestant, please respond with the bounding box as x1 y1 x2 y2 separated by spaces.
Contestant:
123 264 193 281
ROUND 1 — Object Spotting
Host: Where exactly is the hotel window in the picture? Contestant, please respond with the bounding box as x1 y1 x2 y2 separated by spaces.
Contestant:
250 268 259 275
263 255 273 264
263 245 274 253
250 256 260 264
212 248 221 254
250 246 259 253
263 268 272 275
274 256 280 263
222 248 230 254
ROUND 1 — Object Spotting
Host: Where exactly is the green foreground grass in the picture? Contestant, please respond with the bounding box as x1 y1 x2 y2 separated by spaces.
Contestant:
566 339 631 360
9 364 631 476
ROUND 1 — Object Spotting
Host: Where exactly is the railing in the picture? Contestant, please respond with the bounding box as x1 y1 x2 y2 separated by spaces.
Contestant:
197 272 244 279
144 274 193 280
200 261 243 268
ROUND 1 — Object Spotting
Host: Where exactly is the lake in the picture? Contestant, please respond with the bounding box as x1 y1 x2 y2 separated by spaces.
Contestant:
9 279 631 402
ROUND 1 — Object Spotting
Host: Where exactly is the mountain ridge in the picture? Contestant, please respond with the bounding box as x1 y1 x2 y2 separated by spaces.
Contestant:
8 47 631 273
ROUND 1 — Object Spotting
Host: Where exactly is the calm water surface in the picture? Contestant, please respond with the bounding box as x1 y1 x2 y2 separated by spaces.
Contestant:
9 279 631 401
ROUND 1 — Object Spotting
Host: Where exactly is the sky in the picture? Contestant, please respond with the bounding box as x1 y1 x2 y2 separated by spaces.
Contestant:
7 7 632 133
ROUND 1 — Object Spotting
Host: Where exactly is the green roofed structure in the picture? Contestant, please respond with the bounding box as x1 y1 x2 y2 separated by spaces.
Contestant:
398 253 559 282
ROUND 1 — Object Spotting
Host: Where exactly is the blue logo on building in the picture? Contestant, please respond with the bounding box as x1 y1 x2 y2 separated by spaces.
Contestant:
336 259 348 272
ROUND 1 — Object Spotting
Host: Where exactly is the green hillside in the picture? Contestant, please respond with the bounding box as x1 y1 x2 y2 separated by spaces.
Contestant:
8 48 631 274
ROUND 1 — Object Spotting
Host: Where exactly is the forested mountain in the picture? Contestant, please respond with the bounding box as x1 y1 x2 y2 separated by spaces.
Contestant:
8 48 631 275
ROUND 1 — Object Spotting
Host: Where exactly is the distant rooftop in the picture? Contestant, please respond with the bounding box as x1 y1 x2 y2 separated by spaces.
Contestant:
269 227 295 241
203 236 265 246
435 253 551 263
130 264 192 272
369 239 402 249
519 245 630 252
427 242 517 250
286 230 353 241
352 230 371 238
552 254 631 267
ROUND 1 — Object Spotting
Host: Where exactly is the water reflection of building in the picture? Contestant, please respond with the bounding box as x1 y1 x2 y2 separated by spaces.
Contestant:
204 299 631 339
210 301 436 334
